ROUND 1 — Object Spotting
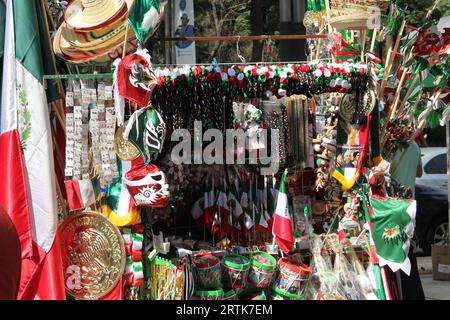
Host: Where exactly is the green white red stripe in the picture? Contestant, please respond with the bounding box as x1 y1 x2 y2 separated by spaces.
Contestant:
0 0 64 299
272 170 294 254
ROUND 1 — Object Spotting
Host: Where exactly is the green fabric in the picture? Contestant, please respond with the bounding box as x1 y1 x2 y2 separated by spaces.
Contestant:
13 0 43 81
105 160 124 211
390 141 422 197
127 108 165 163
128 0 161 43
370 197 412 264
12 1 59 101
0 1 5 113
0 1 5 58
35 0 59 103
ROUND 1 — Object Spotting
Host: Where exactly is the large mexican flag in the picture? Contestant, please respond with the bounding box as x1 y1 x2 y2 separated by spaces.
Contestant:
0 0 65 299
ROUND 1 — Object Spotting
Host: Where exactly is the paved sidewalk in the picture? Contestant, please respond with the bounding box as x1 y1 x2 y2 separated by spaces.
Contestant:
418 256 450 300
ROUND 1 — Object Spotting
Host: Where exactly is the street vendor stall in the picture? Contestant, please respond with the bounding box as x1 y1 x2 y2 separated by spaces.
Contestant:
0 0 448 300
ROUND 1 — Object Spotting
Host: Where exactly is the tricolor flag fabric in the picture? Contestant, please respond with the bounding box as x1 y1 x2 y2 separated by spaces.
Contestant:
216 179 230 234
265 176 275 230
0 0 65 299
332 115 371 191
203 178 216 226
228 179 243 234
127 0 162 44
368 196 416 275
272 170 294 254
64 179 95 211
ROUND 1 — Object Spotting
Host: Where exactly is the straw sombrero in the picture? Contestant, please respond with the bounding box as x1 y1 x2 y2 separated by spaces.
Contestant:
53 21 137 64
64 0 126 31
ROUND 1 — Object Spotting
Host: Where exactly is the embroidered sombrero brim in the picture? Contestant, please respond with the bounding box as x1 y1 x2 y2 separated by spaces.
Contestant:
61 6 128 50
53 21 137 64
64 0 126 31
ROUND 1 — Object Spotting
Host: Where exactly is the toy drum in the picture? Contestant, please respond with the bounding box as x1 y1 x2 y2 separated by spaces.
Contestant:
223 289 237 300
192 288 223 300
193 252 221 289
248 251 277 289
221 254 251 289
274 258 311 296
238 288 266 300
271 286 304 300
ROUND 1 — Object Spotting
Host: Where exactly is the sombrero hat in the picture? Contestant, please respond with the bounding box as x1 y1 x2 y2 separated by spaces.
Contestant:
64 0 126 31
53 21 137 64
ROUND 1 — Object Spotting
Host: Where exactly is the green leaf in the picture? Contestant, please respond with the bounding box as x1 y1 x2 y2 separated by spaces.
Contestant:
23 108 31 123
19 90 27 105
22 127 30 141
427 109 442 129
413 57 429 74
430 9 442 22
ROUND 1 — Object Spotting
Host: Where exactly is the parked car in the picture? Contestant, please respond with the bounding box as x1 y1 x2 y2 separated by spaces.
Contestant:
416 147 448 192
414 184 449 256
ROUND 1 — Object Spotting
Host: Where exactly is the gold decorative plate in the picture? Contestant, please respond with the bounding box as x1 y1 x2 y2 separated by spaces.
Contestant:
59 211 126 300
114 121 140 161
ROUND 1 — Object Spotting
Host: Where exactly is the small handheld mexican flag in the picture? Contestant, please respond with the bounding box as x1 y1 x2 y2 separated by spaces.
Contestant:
272 170 294 254
128 0 162 44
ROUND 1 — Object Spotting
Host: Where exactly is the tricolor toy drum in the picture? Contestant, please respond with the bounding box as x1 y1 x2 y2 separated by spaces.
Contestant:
192 288 224 300
274 258 311 297
193 252 222 289
221 254 251 289
238 288 266 300
271 286 304 300
223 289 237 300
247 251 277 289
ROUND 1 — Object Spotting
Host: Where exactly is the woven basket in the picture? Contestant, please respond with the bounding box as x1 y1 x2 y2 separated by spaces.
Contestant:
328 0 390 30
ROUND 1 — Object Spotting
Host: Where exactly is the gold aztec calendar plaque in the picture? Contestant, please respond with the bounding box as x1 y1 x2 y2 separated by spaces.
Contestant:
59 211 126 300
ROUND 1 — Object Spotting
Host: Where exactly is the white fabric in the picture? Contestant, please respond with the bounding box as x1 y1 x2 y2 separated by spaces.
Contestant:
0 0 16 133
79 179 95 207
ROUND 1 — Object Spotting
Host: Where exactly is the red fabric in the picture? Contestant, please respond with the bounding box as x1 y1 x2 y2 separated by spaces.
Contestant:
100 278 123 300
0 206 21 300
19 232 66 300
273 214 294 254
132 250 142 261
64 179 84 211
0 130 33 261
0 130 65 300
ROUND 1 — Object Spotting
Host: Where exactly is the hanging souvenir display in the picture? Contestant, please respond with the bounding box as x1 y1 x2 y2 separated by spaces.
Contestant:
63 78 118 210
123 107 166 163
122 225 145 300
124 156 169 207
117 49 157 107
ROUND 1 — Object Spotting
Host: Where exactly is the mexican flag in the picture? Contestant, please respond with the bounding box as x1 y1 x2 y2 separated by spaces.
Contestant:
368 196 416 275
103 160 140 227
272 170 294 254
0 0 65 299
265 176 275 230
190 186 205 225
241 182 254 233
216 178 230 234
203 177 216 226
228 179 243 234
128 0 162 44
